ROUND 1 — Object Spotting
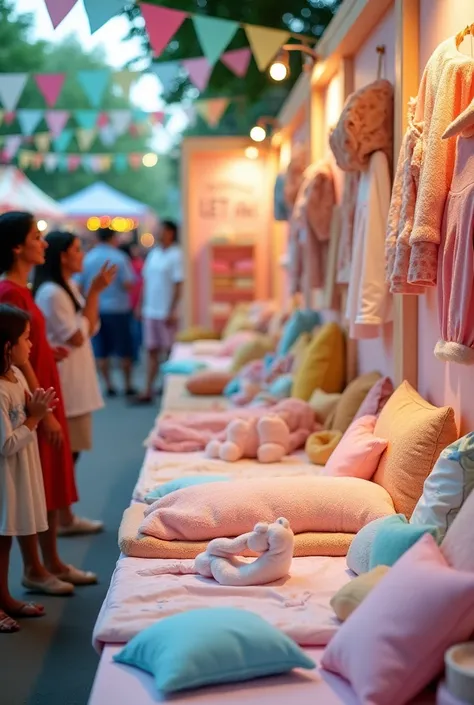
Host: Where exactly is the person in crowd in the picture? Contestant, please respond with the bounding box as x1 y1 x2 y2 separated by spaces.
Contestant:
133 220 183 404
34 231 116 536
0 211 96 593
0 305 56 632
119 242 144 365
77 227 136 397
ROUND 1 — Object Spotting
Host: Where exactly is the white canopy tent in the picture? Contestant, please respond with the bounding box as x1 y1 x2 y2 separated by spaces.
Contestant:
0 166 64 219
59 182 153 219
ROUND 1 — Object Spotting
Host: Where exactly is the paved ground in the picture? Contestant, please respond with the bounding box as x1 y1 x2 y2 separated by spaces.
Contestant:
0 383 158 705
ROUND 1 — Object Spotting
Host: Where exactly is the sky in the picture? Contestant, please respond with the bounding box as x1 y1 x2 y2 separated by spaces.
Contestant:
14 0 188 150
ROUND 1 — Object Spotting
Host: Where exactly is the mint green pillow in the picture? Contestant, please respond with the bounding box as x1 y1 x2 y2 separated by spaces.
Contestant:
369 515 438 569
277 310 322 355
145 475 229 504
161 360 208 375
113 608 315 693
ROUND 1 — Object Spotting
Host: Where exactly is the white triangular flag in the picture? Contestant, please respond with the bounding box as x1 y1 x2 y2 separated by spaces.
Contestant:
0 74 28 111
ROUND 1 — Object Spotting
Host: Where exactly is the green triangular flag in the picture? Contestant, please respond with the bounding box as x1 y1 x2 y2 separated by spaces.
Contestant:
192 16 238 66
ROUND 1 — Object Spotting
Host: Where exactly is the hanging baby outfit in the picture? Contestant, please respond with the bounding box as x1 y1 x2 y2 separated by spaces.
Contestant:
273 173 289 221
386 36 474 293
435 103 474 365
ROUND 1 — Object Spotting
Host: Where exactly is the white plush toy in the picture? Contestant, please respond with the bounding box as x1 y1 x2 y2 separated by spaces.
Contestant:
139 518 295 587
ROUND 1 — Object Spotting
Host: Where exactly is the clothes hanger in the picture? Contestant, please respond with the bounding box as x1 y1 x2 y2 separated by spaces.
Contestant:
376 45 386 79
456 24 474 54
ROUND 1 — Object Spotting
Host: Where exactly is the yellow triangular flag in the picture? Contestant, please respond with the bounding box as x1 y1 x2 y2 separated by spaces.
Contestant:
0 110 4 127
113 71 138 98
18 151 30 170
196 98 229 127
34 132 51 152
244 25 290 71
76 127 97 151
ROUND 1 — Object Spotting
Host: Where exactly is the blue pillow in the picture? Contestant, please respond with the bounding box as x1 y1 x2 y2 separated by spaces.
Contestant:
277 310 322 355
113 608 315 693
223 378 240 397
145 475 229 503
161 360 207 375
369 515 438 570
268 374 293 399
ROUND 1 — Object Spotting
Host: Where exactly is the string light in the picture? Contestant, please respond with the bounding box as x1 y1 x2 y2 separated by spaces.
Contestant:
37 220 48 232
250 125 266 142
140 232 155 248
87 216 100 231
269 51 289 81
142 152 159 167
245 146 259 160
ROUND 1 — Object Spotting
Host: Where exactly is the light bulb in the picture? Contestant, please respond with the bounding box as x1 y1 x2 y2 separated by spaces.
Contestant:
250 125 266 143
37 220 48 232
245 146 259 160
269 61 288 81
142 152 158 167
140 232 155 248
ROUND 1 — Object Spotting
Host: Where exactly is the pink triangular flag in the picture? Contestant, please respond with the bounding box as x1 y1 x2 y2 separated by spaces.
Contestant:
4 136 22 161
68 155 81 171
182 57 213 92
97 112 109 128
45 110 70 138
221 48 252 77
3 112 15 126
34 74 66 107
44 0 78 29
140 4 187 58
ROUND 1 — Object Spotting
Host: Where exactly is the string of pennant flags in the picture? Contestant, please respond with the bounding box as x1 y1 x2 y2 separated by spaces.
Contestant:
17 150 157 174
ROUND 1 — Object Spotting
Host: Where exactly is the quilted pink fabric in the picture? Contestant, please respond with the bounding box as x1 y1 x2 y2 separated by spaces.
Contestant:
321 534 474 705
140 476 395 541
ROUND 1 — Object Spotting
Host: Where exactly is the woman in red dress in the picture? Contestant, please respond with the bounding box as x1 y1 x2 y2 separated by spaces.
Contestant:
0 212 96 595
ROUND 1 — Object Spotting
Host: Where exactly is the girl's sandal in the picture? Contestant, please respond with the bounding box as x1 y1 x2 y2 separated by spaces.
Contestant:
0 611 20 633
10 602 44 618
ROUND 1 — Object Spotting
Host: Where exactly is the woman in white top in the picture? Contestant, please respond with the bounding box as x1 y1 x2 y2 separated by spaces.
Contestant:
34 231 116 536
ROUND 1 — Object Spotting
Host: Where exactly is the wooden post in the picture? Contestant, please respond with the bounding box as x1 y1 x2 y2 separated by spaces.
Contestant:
392 0 419 388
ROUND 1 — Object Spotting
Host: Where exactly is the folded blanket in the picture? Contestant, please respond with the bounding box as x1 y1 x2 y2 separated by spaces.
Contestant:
148 398 317 452
119 504 355 559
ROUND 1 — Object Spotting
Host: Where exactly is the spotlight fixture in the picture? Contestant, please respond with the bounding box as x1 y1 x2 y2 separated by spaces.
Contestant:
268 43 319 81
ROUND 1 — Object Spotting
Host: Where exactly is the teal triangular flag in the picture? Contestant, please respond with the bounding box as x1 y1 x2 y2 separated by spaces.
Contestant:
57 154 69 172
114 154 128 172
192 16 238 66
17 110 44 136
150 62 180 94
75 109 99 129
77 70 110 108
53 128 74 152
132 108 148 124
83 0 124 33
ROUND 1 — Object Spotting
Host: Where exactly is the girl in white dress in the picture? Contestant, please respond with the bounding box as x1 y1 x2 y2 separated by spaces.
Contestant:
0 304 58 633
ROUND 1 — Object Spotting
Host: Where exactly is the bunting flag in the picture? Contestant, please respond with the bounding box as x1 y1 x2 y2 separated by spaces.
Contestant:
44 0 78 29
99 125 116 147
108 109 132 135
4 135 22 161
45 110 70 137
192 16 239 67
77 70 110 108
113 70 138 98
75 109 98 130
182 57 212 93
114 153 128 172
44 153 59 172
83 0 125 33
53 128 73 152
97 112 109 128
34 73 66 107
150 62 181 94
3 111 15 126
195 98 230 127
0 74 28 112
34 133 51 152
221 47 252 77
17 109 44 136
76 128 97 151
140 4 187 58
244 26 290 71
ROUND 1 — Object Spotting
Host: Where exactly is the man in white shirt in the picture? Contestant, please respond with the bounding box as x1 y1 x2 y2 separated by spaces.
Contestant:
133 220 183 404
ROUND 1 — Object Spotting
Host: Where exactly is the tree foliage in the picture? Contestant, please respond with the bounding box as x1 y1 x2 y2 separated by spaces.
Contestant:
0 0 178 218
123 0 342 135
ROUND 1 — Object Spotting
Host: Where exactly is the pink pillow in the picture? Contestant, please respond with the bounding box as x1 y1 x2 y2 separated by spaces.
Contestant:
322 415 388 480
441 486 474 571
219 331 256 357
140 476 395 541
321 534 474 705
354 376 394 420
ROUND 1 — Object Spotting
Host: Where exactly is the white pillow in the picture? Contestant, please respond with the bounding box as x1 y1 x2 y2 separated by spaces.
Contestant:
346 516 404 575
410 435 474 540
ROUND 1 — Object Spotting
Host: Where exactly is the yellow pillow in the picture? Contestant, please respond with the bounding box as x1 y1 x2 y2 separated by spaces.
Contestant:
306 429 343 465
331 371 381 434
289 332 312 373
373 381 458 518
222 304 252 339
292 322 345 401
176 326 220 343
230 335 275 374
309 389 342 424
330 565 390 622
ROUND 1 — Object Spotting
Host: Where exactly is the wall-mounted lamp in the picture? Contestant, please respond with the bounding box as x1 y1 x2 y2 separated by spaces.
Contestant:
269 43 319 82
249 116 280 143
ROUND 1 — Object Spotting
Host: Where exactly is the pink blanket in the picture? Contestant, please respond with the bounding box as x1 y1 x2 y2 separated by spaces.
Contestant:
148 399 318 452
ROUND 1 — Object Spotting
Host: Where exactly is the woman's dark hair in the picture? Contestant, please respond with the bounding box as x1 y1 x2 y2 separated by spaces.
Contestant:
33 230 81 312
0 304 30 376
162 220 179 243
0 211 35 274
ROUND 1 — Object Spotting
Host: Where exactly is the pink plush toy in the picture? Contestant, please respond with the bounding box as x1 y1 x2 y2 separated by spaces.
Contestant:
206 418 259 462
